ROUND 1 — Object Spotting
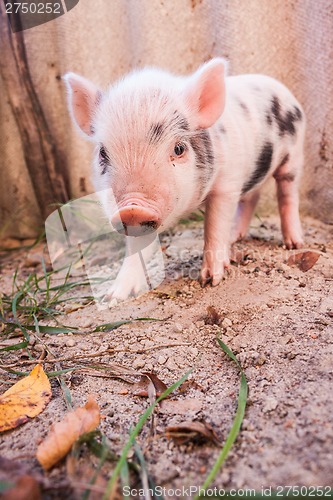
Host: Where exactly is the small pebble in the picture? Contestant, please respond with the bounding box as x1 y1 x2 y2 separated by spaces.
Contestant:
118 389 128 395
133 359 145 369
166 358 178 370
277 263 289 273
222 317 233 328
263 397 278 413
66 339 76 347
255 354 267 366
174 323 183 333
81 319 93 329
158 355 168 365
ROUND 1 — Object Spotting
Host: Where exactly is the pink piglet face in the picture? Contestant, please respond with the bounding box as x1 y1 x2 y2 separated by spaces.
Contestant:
92 82 197 231
64 59 226 234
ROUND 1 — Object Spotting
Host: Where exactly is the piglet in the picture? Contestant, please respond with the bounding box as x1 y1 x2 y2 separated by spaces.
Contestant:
64 58 305 300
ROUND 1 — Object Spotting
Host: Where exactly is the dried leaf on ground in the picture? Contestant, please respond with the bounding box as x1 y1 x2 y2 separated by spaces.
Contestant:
0 475 41 500
0 365 51 432
36 395 100 470
165 421 221 446
203 306 222 325
287 251 321 272
177 379 204 394
134 372 168 398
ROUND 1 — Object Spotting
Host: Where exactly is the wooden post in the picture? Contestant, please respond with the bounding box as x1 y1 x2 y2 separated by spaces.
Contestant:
0 4 69 222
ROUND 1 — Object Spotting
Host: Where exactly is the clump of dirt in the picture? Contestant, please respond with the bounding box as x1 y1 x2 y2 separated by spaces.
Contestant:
0 215 332 498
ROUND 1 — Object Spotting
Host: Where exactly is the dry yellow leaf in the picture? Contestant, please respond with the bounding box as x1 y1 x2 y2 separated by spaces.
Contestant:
36 395 100 470
0 364 52 433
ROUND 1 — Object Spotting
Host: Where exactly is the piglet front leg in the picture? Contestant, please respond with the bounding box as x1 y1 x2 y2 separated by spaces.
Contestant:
107 232 161 302
200 191 239 286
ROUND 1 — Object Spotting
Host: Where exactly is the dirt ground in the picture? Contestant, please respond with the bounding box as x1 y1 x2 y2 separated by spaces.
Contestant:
0 214 333 498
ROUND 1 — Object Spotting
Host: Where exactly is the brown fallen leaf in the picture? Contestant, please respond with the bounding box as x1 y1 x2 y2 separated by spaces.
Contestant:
134 372 168 398
203 305 222 326
36 395 100 470
0 364 52 432
287 251 321 272
177 379 204 394
165 421 221 446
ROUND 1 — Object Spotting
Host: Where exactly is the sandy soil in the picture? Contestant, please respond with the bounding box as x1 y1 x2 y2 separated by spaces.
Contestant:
0 215 332 498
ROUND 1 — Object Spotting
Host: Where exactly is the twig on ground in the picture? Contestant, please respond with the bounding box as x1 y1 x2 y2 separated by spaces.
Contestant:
0 342 191 370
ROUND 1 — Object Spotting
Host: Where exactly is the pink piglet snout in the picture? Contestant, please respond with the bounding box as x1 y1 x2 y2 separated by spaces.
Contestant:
111 203 161 237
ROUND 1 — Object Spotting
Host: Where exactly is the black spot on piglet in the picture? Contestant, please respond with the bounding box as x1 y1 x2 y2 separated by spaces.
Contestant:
242 142 273 194
190 130 215 170
271 96 303 136
148 122 165 143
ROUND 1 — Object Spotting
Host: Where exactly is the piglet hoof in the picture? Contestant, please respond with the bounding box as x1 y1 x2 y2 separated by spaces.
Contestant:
283 235 304 250
105 263 149 304
199 271 223 288
200 261 228 288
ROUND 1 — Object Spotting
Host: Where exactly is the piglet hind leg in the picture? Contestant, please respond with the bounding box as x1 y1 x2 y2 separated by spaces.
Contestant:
231 190 261 242
274 157 304 249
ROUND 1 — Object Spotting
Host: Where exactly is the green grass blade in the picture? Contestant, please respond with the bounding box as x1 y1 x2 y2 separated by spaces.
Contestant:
0 341 28 352
195 336 248 498
216 338 241 367
46 367 79 377
120 460 130 500
93 317 160 333
11 290 24 322
102 369 192 500
22 325 78 334
134 439 165 500
58 375 73 411
78 431 117 462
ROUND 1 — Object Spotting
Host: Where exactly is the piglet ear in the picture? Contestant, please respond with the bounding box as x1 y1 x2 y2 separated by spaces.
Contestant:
184 58 226 129
63 72 101 138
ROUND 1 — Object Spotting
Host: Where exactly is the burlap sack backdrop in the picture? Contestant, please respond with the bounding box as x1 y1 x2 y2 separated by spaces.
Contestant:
0 0 332 239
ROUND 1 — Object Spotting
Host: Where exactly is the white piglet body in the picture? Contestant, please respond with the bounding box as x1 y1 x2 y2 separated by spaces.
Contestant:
64 59 305 299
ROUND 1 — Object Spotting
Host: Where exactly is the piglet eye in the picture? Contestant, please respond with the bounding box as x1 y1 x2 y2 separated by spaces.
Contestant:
99 146 109 164
173 142 186 157
99 145 110 174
